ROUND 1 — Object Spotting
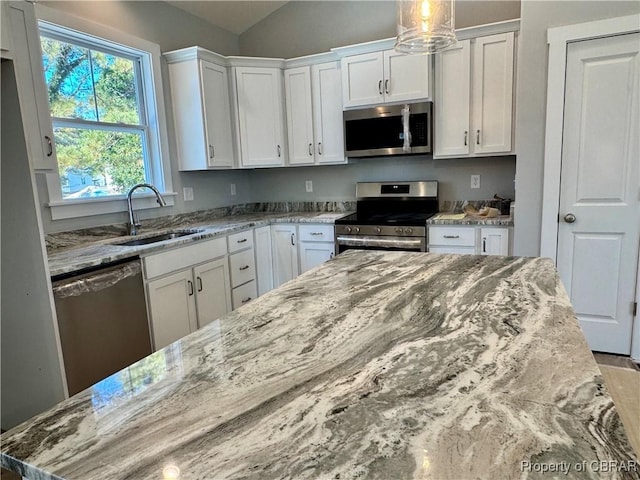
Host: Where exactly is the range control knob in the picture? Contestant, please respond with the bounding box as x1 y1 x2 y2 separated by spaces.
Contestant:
375 227 382 233
405 228 413 235
354 226 361 233
345 226 352 233
395 227 404 234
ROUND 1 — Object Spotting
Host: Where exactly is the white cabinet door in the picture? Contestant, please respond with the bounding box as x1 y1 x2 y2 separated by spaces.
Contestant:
254 225 274 296
168 58 233 170
271 224 299 288
193 258 232 328
471 32 514 154
383 50 432 104
300 242 334 273
434 40 471 157
147 269 197 350
341 51 384 108
312 61 345 164
8 2 57 171
235 66 286 167
479 228 510 256
284 66 315 165
201 61 234 168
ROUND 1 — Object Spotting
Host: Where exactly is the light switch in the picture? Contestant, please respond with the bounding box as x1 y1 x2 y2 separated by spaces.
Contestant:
183 187 194 201
471 175 480 189
305 180 313 193
230 183 236 196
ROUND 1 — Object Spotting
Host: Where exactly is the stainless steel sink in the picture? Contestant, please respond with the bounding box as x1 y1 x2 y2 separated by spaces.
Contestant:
112 229 204 247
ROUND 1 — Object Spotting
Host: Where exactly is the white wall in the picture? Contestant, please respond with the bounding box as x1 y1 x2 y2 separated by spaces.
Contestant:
513 0 640 256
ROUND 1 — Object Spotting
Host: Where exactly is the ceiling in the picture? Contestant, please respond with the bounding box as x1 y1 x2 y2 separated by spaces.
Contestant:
166 1 290 35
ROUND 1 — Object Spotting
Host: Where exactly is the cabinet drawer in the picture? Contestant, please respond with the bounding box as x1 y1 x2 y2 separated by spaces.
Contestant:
428 227 476 247
232 280 257 310
428 246 476 255
298 224 334 242
143 237 226 279
227 229 254 253
229 248 256 287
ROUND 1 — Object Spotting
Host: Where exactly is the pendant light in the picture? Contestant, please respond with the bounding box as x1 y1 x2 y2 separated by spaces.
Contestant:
395 0 457 54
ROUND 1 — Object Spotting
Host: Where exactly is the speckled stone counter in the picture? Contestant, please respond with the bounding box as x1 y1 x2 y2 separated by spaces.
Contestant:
427 212 514 226
47 207 353 277
2 251 637 480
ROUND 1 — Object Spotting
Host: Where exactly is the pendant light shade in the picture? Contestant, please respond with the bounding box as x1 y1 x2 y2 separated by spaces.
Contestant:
395 0 457 54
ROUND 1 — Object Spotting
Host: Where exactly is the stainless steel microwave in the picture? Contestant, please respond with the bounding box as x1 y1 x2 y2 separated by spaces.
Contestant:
344 102 433 158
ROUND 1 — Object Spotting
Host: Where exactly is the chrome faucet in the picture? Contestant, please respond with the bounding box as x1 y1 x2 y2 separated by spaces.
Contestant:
127 183 166 235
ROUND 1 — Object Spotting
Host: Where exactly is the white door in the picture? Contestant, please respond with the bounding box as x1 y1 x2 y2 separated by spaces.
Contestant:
434 40 471 157
201 60 234 168
557 33 639 355
271 224 299 288
284 66 315 165
312 61 345 164
193 258 231 328
147 270 197 350
235 67 285 167
341 52 384 108
254 225 274 296
383 50 431 104
471 32 514 154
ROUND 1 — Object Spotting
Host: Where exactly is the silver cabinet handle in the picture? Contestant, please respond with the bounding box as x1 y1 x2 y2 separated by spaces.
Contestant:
564 213 576 223
187 280 194 296
317 142 322 155
378 80 383 95
277 145 281 157
237 238 247 244
464 131 468 146
241 297 252 304
308 143 313 156
290 233 295 246
45 136 53 157
239 265 250 271
310 232 324 236
482 237 487 253
385 79 389 94
208 144 214 158
443 235 460 239
476 130 480 145
196 276 203 292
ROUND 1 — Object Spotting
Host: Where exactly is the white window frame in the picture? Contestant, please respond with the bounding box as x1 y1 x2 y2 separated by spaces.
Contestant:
35 5 175 220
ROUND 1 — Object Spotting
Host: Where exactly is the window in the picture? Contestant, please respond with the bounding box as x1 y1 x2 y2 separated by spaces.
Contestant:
36 7 173 219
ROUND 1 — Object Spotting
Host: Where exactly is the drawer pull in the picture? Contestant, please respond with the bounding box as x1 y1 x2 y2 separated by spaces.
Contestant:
236 238 248 243
482 237 487 253
242 297 252 304
310 232 324 236
196 276 203 292
187 280 194 296
443 235 460 239
239 265 250 271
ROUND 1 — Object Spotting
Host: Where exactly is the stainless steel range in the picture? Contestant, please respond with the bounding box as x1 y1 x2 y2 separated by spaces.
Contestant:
335 181 438 253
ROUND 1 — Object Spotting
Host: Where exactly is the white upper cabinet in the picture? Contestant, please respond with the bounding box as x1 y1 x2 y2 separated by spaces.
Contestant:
166 49 234 170
233 66 286 168
7 1 57 171
340 49 432 108
284 61 345 166
1 2 13 58
435 32 515 158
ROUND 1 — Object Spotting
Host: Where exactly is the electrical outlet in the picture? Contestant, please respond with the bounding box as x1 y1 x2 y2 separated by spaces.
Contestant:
230 183 236 196
471 175 480 189
183 187 194 201
305 180 313 193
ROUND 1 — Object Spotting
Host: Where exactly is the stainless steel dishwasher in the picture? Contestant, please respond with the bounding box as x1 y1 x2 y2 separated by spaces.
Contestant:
52 259 152 396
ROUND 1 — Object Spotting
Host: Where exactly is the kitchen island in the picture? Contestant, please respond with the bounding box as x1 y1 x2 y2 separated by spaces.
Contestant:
1 251 638 479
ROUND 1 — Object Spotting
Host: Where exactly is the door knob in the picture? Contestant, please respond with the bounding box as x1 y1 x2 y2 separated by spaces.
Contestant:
564 213 576 223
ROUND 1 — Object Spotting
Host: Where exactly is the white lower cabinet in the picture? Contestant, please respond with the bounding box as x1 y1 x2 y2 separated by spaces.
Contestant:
254 226 274 296
228 229 258 308
271 224 300 288
299 224 335 273
428 226 511 255
232 280 258 310
144 237 231 350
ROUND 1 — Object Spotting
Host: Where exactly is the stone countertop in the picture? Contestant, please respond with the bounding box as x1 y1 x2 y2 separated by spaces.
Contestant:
427 212 514 226
47 211 351 278
2 251 637 480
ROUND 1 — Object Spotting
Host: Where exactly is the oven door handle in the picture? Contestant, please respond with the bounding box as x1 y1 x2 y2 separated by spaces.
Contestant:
336 235 424 249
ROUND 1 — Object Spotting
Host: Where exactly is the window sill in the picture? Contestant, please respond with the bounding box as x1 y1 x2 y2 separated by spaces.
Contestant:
47 192 177 220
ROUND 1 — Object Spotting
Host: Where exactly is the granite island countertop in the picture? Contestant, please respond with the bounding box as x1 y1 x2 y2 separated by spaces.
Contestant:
47 211 351 277
2 251 638 480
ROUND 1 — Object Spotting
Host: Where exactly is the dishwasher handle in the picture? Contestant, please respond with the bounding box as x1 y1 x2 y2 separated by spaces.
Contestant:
52 261 142 299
